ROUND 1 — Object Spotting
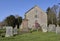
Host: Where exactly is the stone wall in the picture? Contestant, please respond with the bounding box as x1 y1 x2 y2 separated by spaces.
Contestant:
20 19 29 32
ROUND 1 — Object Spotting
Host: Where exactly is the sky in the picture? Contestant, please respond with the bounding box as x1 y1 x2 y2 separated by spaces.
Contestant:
0 0 60 22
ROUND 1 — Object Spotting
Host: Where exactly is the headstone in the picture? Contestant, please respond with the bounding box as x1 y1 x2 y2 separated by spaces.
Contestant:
32 25 36 31
3 26 6 29
56 25 60 34
48 24 56 32
5 26 13 37
42 25 47 32
13 25 17 35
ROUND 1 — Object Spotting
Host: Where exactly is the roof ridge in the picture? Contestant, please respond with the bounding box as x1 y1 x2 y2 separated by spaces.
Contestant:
25 5 38 14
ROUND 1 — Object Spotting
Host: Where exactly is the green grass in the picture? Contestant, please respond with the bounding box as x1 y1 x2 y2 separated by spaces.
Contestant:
0 31 60 41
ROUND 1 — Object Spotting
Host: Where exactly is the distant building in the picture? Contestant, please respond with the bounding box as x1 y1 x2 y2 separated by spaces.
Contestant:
0 21 6 29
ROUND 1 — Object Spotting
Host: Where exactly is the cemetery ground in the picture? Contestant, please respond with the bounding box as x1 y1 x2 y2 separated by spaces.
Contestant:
0 31 60 41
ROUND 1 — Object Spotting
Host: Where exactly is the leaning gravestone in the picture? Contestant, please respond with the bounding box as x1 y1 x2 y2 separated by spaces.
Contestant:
48 24 56 32
32 25 36 31
42 25 47 32
13 25 17 35
56 25 60 34
5 26 13 37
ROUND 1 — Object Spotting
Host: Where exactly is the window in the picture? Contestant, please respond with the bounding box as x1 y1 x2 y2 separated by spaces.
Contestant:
35 15 37 18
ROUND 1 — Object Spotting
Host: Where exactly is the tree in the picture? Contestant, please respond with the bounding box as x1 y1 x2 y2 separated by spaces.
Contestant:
47 7 57 26
51 5 58 14
51 8 57 25
46 7 52 25
5 15 16 28
51 5 59 26
58 8 60 26
15 16 22 29
5 15 22 29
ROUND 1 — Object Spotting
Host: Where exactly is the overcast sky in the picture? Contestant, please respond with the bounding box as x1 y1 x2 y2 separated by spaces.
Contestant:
0 0 60 22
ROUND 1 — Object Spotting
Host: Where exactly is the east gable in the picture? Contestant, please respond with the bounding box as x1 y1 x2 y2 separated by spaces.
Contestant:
25 5 47 20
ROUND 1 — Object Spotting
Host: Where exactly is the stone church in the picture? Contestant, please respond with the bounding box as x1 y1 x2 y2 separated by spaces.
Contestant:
20 5 47 32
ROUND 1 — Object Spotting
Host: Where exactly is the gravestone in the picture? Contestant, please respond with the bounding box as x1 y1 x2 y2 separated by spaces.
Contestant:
5 26 13 37
48 24 56 32
13 25 17 35
32 25 36 31
3 26 6 29
42 25 47 32
56 25 60 34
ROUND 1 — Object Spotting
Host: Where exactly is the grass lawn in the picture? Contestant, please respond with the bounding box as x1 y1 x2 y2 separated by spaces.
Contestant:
0 31 60 41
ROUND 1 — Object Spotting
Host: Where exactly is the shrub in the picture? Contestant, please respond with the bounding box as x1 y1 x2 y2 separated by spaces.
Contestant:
0 29 6 37
1 33 5 37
